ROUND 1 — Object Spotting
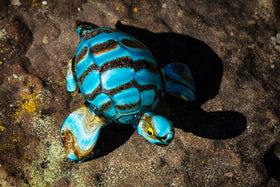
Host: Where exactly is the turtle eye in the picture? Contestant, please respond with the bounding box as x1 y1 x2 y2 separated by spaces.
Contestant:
147 128 154 136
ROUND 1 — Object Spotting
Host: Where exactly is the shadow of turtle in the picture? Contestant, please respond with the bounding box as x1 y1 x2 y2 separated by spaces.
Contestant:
86 22 247 160
116 21 246 140
264 144 280 182
157 96 247 139
85 123 135 161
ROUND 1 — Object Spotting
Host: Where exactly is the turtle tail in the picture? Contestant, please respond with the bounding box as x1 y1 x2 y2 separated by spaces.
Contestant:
162 62 196 101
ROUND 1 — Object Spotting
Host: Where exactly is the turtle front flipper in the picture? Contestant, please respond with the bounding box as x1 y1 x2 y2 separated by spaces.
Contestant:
163 62 196 101
66 58 77 92
60 105 107 162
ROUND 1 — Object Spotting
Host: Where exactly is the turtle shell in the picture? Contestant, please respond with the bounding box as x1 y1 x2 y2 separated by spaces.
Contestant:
73 27 163 124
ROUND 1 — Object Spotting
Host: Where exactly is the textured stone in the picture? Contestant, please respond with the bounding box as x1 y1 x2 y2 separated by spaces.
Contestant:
0 16 32 63
0 0 279 186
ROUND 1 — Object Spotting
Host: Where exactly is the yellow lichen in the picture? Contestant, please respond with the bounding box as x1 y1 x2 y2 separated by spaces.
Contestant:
0 125 6 132
12 83 42 123
0 121 6 132
32 0 39 7
11 131 20 143
70 89 83 99
57 72 66 87
21 156 32 162
0 143 11 151
21 98 38 113
0 130 22 151
26 82 33 88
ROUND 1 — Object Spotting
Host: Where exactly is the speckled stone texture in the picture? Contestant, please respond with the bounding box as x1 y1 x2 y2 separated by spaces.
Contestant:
0 0 280 186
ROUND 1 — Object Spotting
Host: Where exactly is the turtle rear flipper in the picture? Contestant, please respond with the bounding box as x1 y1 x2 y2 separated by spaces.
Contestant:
163 62 196 101
60 105 107 162
66 58 77 92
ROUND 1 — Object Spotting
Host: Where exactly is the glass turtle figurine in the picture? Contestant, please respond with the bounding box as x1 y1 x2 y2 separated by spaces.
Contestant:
60 21 196 162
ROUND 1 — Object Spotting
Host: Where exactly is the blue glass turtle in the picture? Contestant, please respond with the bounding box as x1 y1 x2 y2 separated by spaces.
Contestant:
60 21 196 162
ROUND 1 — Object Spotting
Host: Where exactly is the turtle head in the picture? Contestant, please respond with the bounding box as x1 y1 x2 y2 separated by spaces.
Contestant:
137 112 174 146
75 20 99 39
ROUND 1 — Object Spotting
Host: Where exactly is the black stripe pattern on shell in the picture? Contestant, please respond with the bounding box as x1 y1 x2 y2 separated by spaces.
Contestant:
73 29 163 122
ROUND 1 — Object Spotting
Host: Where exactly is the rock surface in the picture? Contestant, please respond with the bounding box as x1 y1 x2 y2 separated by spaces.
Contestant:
0 0 280 186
